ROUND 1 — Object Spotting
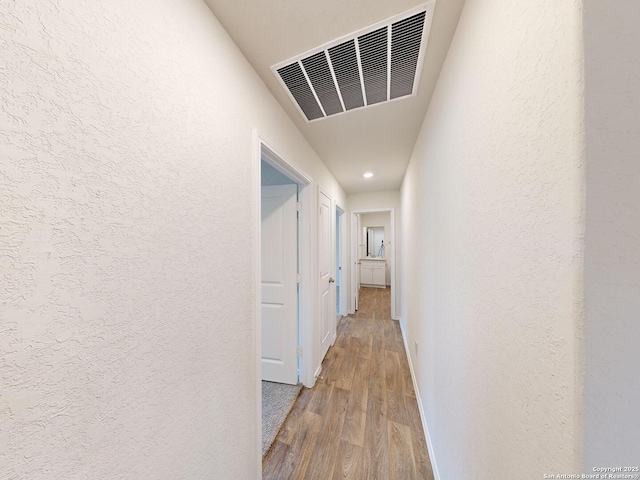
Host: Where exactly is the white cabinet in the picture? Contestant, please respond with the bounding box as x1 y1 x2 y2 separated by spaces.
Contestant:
360 264 373 285
360 260 385 288
371 264 385 286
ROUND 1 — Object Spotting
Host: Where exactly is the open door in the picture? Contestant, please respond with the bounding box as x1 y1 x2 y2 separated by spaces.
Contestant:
261 184 298 385
336 206 344 319
355 213 361 311
318 189 334 362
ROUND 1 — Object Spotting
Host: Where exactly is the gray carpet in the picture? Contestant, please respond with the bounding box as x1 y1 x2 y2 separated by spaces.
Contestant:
262 381 302 457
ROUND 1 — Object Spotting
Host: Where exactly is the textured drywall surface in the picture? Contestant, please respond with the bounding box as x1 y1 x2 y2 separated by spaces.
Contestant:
584 1 640 467
347 190 401 318
401 0 585 477
0 0 344 478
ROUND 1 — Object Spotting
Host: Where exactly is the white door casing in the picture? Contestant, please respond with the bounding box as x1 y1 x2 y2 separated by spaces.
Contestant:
255 130 315 477
350 208 397 319
335 205 346 318
261 184 298 385
318 189 333 363
352 215 362 311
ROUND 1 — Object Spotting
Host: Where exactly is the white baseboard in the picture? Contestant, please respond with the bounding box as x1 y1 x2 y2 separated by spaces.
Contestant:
399 321 441 480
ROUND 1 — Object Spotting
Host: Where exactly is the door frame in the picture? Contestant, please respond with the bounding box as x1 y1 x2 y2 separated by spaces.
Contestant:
350 208 397 319
336 204 347 317
253 130 313 473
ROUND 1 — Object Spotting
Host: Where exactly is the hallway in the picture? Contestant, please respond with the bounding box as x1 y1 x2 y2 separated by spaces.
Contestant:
263 287 433 479
3 1 638 477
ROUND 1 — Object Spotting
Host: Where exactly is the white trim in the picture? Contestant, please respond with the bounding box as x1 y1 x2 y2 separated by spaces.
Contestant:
335 203 347 317
261 141 312 185
412 0 436 97
386 24 392 101
349 210 359 314
350 208 396 319
254 130 317 474
399 320 441 480
252 130 262 480
298 185 313 388
257 132 315 388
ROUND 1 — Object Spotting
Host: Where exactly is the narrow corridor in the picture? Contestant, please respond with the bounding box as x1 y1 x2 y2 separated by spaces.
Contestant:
263 287 434 479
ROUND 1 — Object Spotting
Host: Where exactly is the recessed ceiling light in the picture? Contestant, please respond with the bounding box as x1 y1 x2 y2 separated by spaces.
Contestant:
363 172 373 178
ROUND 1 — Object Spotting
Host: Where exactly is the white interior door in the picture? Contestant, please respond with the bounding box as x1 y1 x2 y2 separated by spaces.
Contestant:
336 207 345 318
261 184 298 385
318 189 333 362
355 213 361 310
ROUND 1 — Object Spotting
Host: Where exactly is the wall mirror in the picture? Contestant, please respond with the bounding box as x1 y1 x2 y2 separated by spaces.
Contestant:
362 226 385 258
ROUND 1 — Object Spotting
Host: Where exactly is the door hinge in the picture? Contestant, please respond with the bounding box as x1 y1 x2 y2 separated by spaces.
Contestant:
296 274 301 283
297 346 303 357
296 202 301 212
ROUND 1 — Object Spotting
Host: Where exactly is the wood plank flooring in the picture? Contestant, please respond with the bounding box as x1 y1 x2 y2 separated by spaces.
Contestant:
263 287 434 480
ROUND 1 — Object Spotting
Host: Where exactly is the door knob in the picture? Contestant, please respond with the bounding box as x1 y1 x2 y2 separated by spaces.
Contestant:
329 277 335 283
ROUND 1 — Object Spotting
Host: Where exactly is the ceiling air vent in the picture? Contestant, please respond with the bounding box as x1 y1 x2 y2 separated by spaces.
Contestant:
272 4 434 122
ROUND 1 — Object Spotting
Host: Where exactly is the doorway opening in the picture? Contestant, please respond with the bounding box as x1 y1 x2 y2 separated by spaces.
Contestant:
336 205 346 320
350 208 398 320
254 130 314 468
260 163 298 385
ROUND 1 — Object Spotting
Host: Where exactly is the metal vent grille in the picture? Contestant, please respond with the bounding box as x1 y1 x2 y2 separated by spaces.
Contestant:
301 52 343 116
272 5 433 122
359 27 388 106
328 40 364 111
277 63 324 121
391 11 427 99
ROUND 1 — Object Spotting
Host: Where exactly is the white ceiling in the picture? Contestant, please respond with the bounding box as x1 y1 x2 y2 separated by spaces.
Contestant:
203 0 465 193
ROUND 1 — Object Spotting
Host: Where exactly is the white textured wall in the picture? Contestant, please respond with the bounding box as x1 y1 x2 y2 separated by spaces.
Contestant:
401 0 584 477
347 190 401 319
0 0 344 478
584 1 640 468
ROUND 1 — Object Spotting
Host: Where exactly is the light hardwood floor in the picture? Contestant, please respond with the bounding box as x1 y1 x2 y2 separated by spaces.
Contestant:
263 287 434 480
